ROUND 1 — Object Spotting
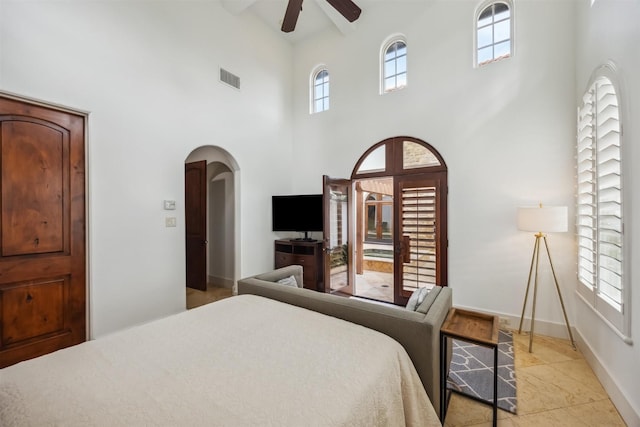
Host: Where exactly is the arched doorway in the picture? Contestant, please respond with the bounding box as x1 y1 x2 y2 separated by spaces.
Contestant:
184 146 240 305
323 137 447 306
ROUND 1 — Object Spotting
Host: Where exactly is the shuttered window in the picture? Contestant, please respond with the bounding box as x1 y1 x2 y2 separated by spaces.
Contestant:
576 74 626 334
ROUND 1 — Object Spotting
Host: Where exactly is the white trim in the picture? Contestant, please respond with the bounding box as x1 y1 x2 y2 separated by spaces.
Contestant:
0 89 90 116
379 33 407 95
575 328 640 427
576 290 633 345
451 304 576 341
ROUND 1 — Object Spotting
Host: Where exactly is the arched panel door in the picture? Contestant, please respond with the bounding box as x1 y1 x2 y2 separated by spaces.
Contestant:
351 137 447 306
0 95 86 367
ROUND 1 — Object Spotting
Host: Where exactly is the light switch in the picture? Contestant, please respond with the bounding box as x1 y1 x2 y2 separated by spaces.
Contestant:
164 200 176 210
165 217 177 227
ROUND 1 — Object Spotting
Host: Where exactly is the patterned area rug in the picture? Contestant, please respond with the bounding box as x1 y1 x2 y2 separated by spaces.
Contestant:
447 329 517 414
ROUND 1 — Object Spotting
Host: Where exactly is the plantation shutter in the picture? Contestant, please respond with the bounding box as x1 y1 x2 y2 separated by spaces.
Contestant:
576 76 623 316
577 89 596 290
401 184 437 293
595 78 623 310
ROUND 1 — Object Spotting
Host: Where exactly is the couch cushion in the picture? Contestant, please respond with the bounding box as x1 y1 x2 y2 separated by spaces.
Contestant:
406 287 430 311
416 286 442 314
277 275 298 287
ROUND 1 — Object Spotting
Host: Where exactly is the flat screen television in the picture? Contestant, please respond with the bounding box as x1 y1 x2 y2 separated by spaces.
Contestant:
272 194 323 240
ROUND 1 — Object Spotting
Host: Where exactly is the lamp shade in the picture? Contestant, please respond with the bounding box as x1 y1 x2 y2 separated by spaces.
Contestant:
517 205 568 233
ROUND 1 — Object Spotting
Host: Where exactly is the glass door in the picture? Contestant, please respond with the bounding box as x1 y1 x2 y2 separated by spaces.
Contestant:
353 178 394 303
323 175 353 295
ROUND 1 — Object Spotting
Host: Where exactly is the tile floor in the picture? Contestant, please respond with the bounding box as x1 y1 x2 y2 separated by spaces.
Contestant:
186 286 627 427
186 283 233 309
444 332 626 426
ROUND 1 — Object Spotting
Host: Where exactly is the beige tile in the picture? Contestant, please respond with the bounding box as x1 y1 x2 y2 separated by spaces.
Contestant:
444 393 513 427
511 331 579 367
186 284 233 309
549 359 607 396
517 363 608 415
445 330 626 427
509 408 588 427
564 399 626 426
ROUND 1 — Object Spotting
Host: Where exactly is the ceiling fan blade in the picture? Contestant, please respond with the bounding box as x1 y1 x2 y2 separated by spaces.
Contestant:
281 0 304 33
326 0 361 22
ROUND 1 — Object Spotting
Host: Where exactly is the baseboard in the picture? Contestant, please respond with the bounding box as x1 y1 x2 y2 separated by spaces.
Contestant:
453 305 575 340
208 275 234 289
574 329 640 427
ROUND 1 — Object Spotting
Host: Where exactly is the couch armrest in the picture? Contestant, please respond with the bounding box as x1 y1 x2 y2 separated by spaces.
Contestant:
252 265 304 288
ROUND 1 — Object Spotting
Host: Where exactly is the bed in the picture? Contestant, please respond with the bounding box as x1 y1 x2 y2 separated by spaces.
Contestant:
0 294 441 426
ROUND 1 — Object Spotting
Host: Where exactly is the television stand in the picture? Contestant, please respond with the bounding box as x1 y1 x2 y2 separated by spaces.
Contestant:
297 231 313 241
274 239 324 292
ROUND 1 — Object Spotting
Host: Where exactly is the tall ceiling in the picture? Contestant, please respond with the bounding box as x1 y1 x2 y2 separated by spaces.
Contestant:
221 0 361 43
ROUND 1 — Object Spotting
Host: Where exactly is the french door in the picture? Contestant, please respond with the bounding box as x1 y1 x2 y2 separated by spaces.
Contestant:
322 175 353 295
394 173 447 305
325 137 448 306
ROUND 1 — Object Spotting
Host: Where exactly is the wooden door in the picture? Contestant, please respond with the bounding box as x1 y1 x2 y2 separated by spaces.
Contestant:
0 95 86 368
323 175 353 295
185 160 207 291
394 173 447 305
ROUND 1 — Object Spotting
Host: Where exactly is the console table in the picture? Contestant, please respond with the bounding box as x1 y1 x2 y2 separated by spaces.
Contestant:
440 307 500 427
274 240 324 291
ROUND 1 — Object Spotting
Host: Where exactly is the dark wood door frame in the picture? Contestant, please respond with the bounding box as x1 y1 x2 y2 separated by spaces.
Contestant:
323 175 353 296
351 137 448 306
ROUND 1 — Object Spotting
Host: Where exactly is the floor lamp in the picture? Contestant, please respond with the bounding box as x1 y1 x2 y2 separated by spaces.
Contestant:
517 205 576 352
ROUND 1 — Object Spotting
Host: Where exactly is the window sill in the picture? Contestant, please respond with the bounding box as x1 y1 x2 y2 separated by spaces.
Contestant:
575 290 633 345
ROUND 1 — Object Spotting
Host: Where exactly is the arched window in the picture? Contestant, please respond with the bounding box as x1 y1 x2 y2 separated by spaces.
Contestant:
576 65 628 338
476 1 512 67
311 68 329 113
381 38 407 93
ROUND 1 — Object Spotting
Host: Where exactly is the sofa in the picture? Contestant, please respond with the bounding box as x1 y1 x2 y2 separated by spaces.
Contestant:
237 265 453 417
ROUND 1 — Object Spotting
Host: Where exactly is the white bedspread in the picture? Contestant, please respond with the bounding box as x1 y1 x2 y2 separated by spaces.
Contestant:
0 294 440 426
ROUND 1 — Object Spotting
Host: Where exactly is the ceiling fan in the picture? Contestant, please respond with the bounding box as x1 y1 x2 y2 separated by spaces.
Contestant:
281 0 362 33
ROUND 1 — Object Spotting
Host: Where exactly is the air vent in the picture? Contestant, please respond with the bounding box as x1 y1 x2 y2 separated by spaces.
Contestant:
219 68 240 90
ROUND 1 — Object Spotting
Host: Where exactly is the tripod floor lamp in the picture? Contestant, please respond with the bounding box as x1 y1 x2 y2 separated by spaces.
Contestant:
517 205 576 352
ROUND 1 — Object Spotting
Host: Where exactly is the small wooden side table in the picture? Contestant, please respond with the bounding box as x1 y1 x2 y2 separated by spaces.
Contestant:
440 308 500 427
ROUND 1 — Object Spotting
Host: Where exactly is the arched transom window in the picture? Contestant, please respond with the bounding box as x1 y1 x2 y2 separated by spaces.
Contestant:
476 1 512 66
311 68 330 113
381 39 407 93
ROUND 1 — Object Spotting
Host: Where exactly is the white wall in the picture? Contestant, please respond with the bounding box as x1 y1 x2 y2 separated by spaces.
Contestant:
292 0 577 331
209 170 235 287
574 0 640 424
0 0 294 337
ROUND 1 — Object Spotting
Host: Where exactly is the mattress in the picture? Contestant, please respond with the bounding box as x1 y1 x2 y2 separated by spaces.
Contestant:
0 294 440 426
